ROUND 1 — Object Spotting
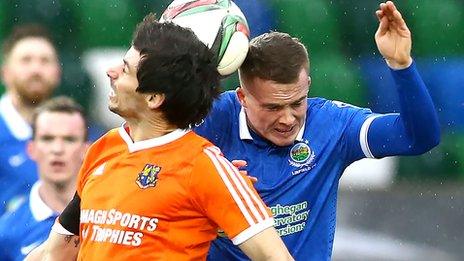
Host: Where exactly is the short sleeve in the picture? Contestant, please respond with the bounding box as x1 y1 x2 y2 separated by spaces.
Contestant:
189 146 274 245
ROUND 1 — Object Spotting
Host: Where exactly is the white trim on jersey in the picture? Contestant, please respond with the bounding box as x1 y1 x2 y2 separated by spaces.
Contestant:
0 94 32 140
207 146 269 219
204 146 270 226
231 217 274 245
29 181 56 222
118 123 190 153
359 115 383 158
239 108 253 140
51 221 75 236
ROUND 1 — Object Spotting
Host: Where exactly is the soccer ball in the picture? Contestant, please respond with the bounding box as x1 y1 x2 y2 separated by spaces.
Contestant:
160 0 250 76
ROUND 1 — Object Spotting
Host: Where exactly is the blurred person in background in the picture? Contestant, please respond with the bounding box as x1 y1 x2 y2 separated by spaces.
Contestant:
0 96 89 260
0 24 61 215
196 1 441 260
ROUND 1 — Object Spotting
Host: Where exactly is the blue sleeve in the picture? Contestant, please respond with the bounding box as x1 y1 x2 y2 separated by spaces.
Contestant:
194 91 236 146
366 61 440 158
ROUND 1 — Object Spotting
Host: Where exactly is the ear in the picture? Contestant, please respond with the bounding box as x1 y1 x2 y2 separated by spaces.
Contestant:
145 93 165 110
26 141 37 161
236 87 247 107
1 65 11 88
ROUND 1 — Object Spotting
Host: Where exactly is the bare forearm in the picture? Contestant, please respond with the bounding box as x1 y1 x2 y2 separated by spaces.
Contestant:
25 233 80 261
239 227 294 261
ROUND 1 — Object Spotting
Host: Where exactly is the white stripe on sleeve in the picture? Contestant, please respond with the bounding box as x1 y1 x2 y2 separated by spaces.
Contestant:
217 152 269 219
359 115 382 158
204 148 254 225
231 218 275 245
204 146 267 225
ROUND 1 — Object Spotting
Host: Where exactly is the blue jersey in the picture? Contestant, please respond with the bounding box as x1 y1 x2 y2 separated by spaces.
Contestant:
0 95 37 215
197 93 371 260
196 63 440 260
0 94 106 216
0 182 58 260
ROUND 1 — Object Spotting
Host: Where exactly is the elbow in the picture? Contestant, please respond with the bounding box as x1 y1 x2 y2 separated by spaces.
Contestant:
411 129 441 155
430 130 441 149
426 116 441 150
424 124 441 151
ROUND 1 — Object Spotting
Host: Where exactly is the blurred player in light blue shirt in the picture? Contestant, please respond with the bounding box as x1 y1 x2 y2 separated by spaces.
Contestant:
0 96 89 260
0 24 61 215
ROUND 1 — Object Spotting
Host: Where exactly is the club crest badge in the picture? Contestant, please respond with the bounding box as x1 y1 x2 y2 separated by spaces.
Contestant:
136 164 161 189
288 141 316 174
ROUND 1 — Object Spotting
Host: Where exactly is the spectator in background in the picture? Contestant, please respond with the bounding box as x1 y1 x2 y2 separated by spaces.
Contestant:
0 24 61 215
0 96 89 260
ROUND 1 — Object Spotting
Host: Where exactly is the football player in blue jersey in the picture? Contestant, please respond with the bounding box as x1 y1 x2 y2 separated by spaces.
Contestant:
0 96 89 260
0 24 61 215
198 1 440 260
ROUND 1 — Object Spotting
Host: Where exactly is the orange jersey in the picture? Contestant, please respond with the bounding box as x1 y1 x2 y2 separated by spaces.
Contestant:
76 126 273 260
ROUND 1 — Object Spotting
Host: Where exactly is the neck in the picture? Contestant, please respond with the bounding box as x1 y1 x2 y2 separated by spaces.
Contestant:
38 179 76 213
8 91 38 124
125 114 178 142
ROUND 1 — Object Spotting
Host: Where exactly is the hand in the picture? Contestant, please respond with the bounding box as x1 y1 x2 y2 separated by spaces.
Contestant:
375 1 413 69
232 160 257 184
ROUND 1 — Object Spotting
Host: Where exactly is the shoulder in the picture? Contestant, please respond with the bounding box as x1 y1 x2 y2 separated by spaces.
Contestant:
308 97 371 117
86 128 122 154
210 91 240 113
0 115 13 142
218 90 240 105
0 198 32 239
193 143 230 176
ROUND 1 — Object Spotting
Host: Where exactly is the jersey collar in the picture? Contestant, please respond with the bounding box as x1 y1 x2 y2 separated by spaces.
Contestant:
118 123 191 153
238 107 305 142
0 94 32 140
29 182 56 222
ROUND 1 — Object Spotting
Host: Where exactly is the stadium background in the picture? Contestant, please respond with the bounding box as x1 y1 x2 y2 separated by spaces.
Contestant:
0 0 462 260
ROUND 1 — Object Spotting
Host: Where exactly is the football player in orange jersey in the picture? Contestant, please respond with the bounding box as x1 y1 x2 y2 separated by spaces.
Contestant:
25 13 293 261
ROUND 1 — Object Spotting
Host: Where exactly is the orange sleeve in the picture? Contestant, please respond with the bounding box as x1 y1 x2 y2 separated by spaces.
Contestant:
189 146 274 245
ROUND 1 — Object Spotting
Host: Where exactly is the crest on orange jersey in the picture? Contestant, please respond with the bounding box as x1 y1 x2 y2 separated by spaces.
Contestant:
136 164 161 189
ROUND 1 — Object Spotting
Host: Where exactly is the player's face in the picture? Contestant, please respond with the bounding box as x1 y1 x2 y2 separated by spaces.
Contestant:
28 112 88 187
106 47 147 119
2 37 60 105
238 68 310 146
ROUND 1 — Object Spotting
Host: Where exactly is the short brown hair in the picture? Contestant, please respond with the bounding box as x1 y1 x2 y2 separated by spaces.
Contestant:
239 32 309 84
2 24 55 59
31 96 88 140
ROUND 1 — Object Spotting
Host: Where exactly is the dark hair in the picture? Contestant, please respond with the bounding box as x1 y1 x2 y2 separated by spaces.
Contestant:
2 24 55 59
239 32 309 84
132 13 220 129
31 96 88 140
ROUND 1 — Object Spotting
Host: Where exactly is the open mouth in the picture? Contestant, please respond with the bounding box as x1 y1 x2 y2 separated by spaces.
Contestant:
50 161 65 168
275 126 295 134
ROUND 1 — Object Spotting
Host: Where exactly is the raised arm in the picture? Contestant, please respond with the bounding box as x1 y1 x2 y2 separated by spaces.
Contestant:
375 1 412 69
360 1 440 158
